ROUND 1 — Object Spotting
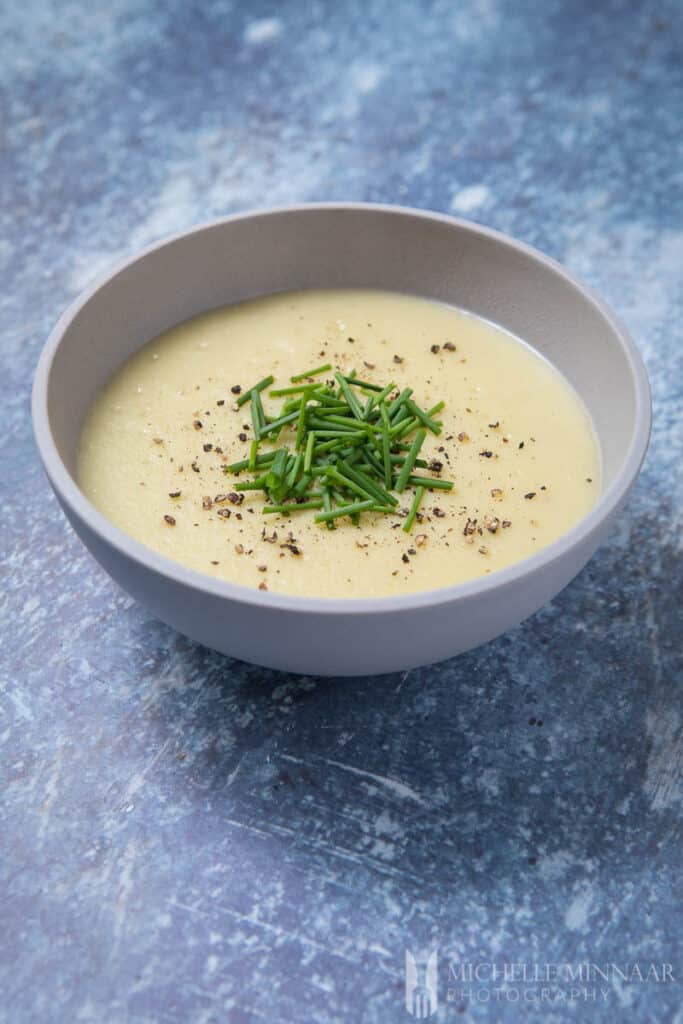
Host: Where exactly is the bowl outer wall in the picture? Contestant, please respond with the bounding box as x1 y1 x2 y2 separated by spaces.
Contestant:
32 203 651 675
53 480 622 675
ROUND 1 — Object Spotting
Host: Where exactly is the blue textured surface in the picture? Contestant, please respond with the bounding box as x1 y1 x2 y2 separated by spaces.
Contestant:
2 1 682 1021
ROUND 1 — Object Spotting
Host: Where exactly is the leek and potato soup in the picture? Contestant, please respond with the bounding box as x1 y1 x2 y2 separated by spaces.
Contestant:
78 290 600 598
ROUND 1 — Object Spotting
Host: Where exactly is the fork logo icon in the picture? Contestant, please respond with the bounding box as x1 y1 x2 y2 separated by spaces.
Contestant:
405 948 438 1018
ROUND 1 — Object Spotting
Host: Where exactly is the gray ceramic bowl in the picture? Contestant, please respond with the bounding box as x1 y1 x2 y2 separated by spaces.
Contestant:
32 204 651 675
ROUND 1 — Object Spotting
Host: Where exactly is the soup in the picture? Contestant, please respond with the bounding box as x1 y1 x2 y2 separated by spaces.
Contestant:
78 290 600 598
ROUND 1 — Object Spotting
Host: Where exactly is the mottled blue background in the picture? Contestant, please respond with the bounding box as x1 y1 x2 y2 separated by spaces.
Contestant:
2 1 682 1021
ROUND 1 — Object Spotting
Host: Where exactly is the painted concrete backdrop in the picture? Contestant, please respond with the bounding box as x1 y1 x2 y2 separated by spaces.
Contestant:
1 1 682 1021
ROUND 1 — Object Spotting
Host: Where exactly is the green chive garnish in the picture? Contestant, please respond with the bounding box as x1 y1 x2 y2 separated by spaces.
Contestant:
304 431 316 473
236 375 274 407
295 400 307 450
342 375 383 392
335 372 364 420
314 499 375 523
224 362 453 527
290 363 332 383
388 388 413 420
403 486 425 533
259 409 300 436
235 477 269 491
226 450 277 474
263 497 324 514
395 429 426 493
405 398 442 435
403 475 454 490
324 466 375 503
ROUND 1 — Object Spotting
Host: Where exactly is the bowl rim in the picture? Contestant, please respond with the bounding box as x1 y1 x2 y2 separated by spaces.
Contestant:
32 201 652 615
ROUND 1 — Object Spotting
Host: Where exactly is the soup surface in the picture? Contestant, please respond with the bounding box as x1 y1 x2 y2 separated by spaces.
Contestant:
78 289 600 598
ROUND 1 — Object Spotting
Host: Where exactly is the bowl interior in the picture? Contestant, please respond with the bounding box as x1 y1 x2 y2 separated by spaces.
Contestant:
44 206 642 490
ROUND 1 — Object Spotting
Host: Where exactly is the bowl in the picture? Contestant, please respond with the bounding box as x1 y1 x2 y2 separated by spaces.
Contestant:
32 204 651 675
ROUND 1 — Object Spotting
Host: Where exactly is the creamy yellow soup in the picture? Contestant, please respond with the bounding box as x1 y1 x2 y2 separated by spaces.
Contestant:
78 290 600 598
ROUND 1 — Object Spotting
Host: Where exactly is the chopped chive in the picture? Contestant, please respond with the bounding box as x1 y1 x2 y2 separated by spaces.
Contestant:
290 363 332 383
342 375 383 392
388 388 413 421
314 499 375 523
304 431 316 473
335 372 364 420
269 383 326 398
226 450 277 474
250 395 262 439
405 398 442 435
389 415 419 439
390 454 429 467
293 471 312 496
236 375 275 407
341 461 398 507
321 486 335 530
426 400 445 417
280 396 304 413
344 447 364 467
322 415 375 433
248 439 259 470
380 403 392 490
374 382 396 406
263 497 324 514
235 475 269 491
259 409 300 436
253 388 269 439
314 435 362 454
363 449 386 479
307 416 361 433
313 393 347 408
312 429 368 440
324 466 375 502
310 404 350 416
403 475 454 490
270 447 287 477
403 486 425 533
286 452 303 489
391 406 412 430
395 429 426 493
295 400 307 450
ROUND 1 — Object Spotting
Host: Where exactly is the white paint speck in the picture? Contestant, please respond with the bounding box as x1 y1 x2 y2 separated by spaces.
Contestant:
374 809 400 836
323 757 427 805
350 62 385 94
564 885 594 931
451 184 492 213
130 176 197 250
244 18 282 45
644 707 683 810
68 249 122 292
452 0 500 41
586 95 611 116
